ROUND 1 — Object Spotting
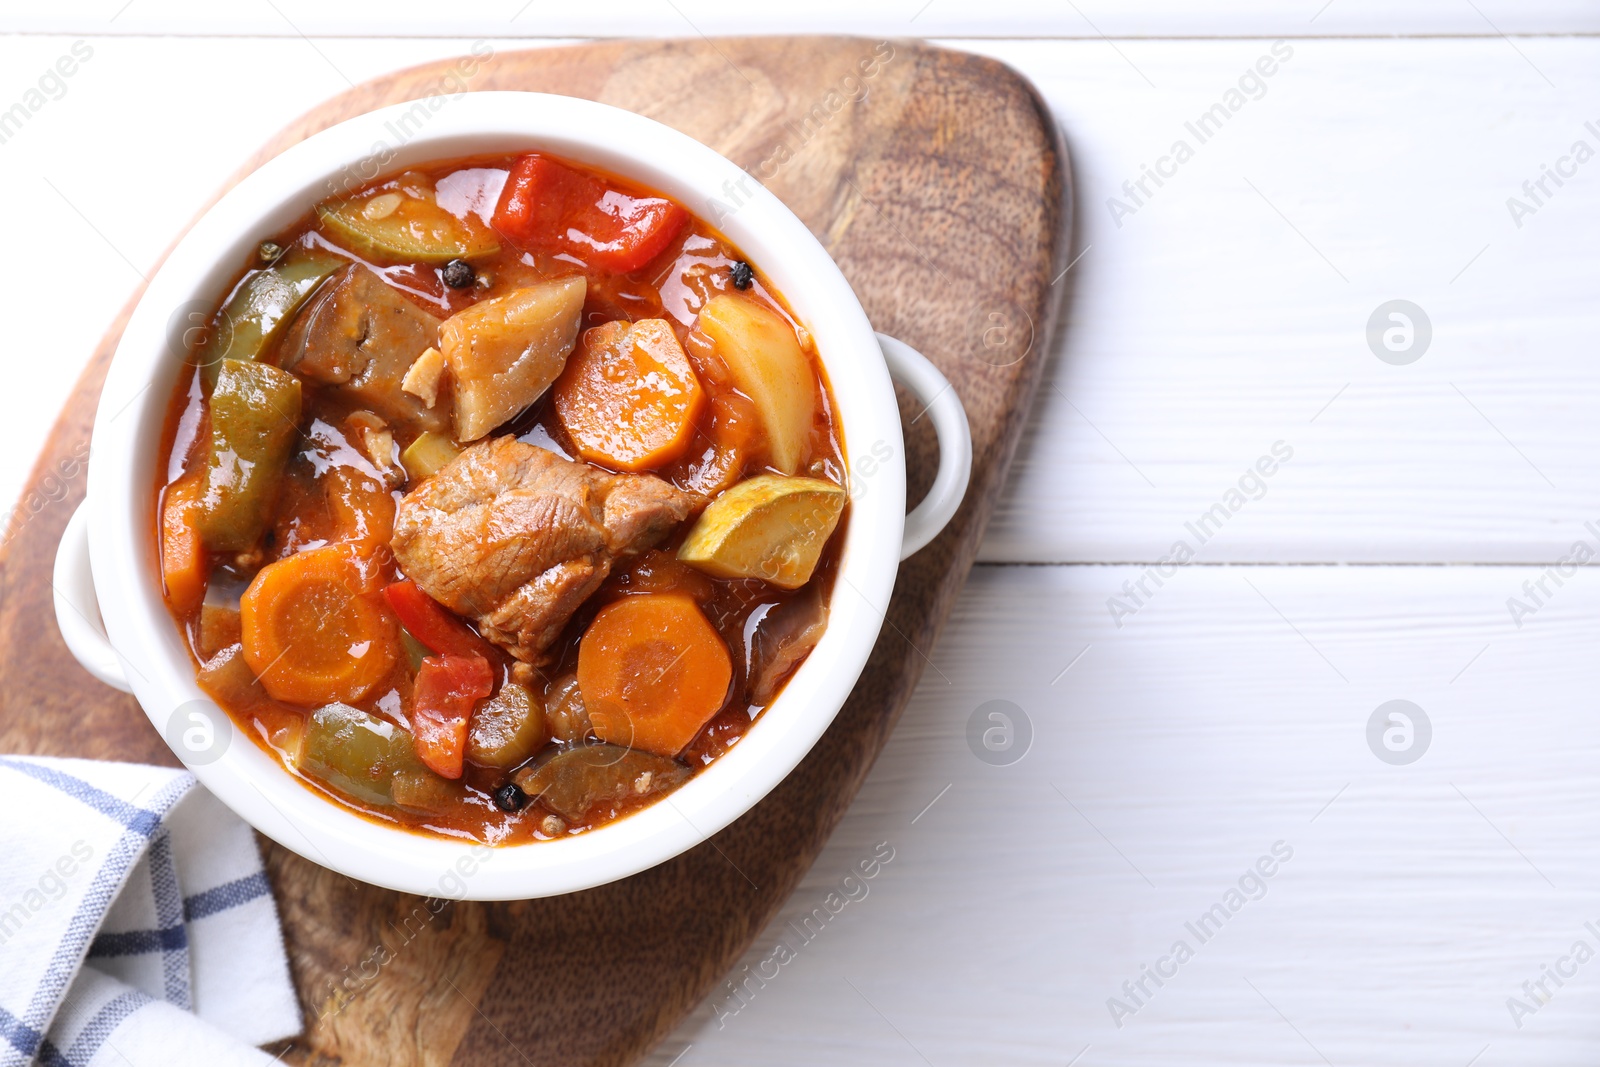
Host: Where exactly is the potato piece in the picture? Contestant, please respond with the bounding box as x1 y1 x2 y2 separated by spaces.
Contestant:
399 431 461 481
439 277 587 441
695 295 816 475
677 474 845 589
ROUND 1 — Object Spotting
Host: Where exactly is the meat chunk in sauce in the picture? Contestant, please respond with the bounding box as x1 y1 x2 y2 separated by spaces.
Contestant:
280 264 448 435
390 436 695 662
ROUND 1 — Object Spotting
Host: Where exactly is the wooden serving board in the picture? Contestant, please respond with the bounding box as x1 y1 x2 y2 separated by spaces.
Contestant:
0 37 1069 1066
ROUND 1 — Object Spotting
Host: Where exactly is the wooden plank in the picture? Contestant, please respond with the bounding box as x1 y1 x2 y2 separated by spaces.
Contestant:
970 37 1600 564
645 561 1600 1065
0 37 1069 1067
2 26 1593 1067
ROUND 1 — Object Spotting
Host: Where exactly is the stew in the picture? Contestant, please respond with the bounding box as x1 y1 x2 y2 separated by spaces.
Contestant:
155 151 847 844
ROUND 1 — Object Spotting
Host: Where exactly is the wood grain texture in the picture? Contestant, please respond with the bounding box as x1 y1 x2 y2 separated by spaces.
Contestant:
0 38 1069 1067
971 37 1600 565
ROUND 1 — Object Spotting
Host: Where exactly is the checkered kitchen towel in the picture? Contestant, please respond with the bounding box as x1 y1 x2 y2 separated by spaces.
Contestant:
0 757 301 1066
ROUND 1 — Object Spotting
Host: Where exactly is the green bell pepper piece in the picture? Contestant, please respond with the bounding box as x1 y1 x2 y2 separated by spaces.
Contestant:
196 247 344 387
198 358 301 552
296 702 431 807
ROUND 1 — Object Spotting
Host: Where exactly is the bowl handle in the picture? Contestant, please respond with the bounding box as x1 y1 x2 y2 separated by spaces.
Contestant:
47 338 969 689
877 333 972 559
53 502 133 693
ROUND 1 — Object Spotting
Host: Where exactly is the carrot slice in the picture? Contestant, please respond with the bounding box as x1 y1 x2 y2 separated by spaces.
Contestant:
552 319 705 472
159 474 209 616
577 593 732 757
240 545 398 706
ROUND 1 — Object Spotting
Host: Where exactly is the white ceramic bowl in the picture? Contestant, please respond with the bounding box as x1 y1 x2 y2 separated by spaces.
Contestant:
52 92 970 900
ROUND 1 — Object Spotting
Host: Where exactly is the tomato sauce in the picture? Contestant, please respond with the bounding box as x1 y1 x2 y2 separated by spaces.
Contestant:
155 151 847 844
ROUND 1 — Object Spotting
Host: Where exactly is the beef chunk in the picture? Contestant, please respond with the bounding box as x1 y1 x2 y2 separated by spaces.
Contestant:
390 437 696 661
280 264 448 435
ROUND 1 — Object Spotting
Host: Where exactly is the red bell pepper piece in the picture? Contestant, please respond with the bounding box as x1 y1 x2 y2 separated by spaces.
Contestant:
491 153 688 274
384 580 496 661
409 653 494 779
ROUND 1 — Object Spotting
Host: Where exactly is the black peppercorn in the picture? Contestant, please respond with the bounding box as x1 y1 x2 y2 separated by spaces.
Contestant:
441 259 476 289
729 260 754 290
493 782 527 813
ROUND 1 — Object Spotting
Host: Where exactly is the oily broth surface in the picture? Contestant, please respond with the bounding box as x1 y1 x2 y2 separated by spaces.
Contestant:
155 151 847 843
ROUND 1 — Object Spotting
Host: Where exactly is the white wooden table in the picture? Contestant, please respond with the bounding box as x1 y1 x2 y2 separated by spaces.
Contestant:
5 5 1599 1064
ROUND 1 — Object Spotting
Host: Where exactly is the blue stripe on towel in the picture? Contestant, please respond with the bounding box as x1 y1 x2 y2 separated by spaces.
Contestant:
0 1004 42 1059
0 773 193 1067
87 925 187 958
55 991 151 1067
3 834 147 1067
184 871 272 921
0 760 162 838
86 870 273 960
146 832 191 1010
35 1038 69 1067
